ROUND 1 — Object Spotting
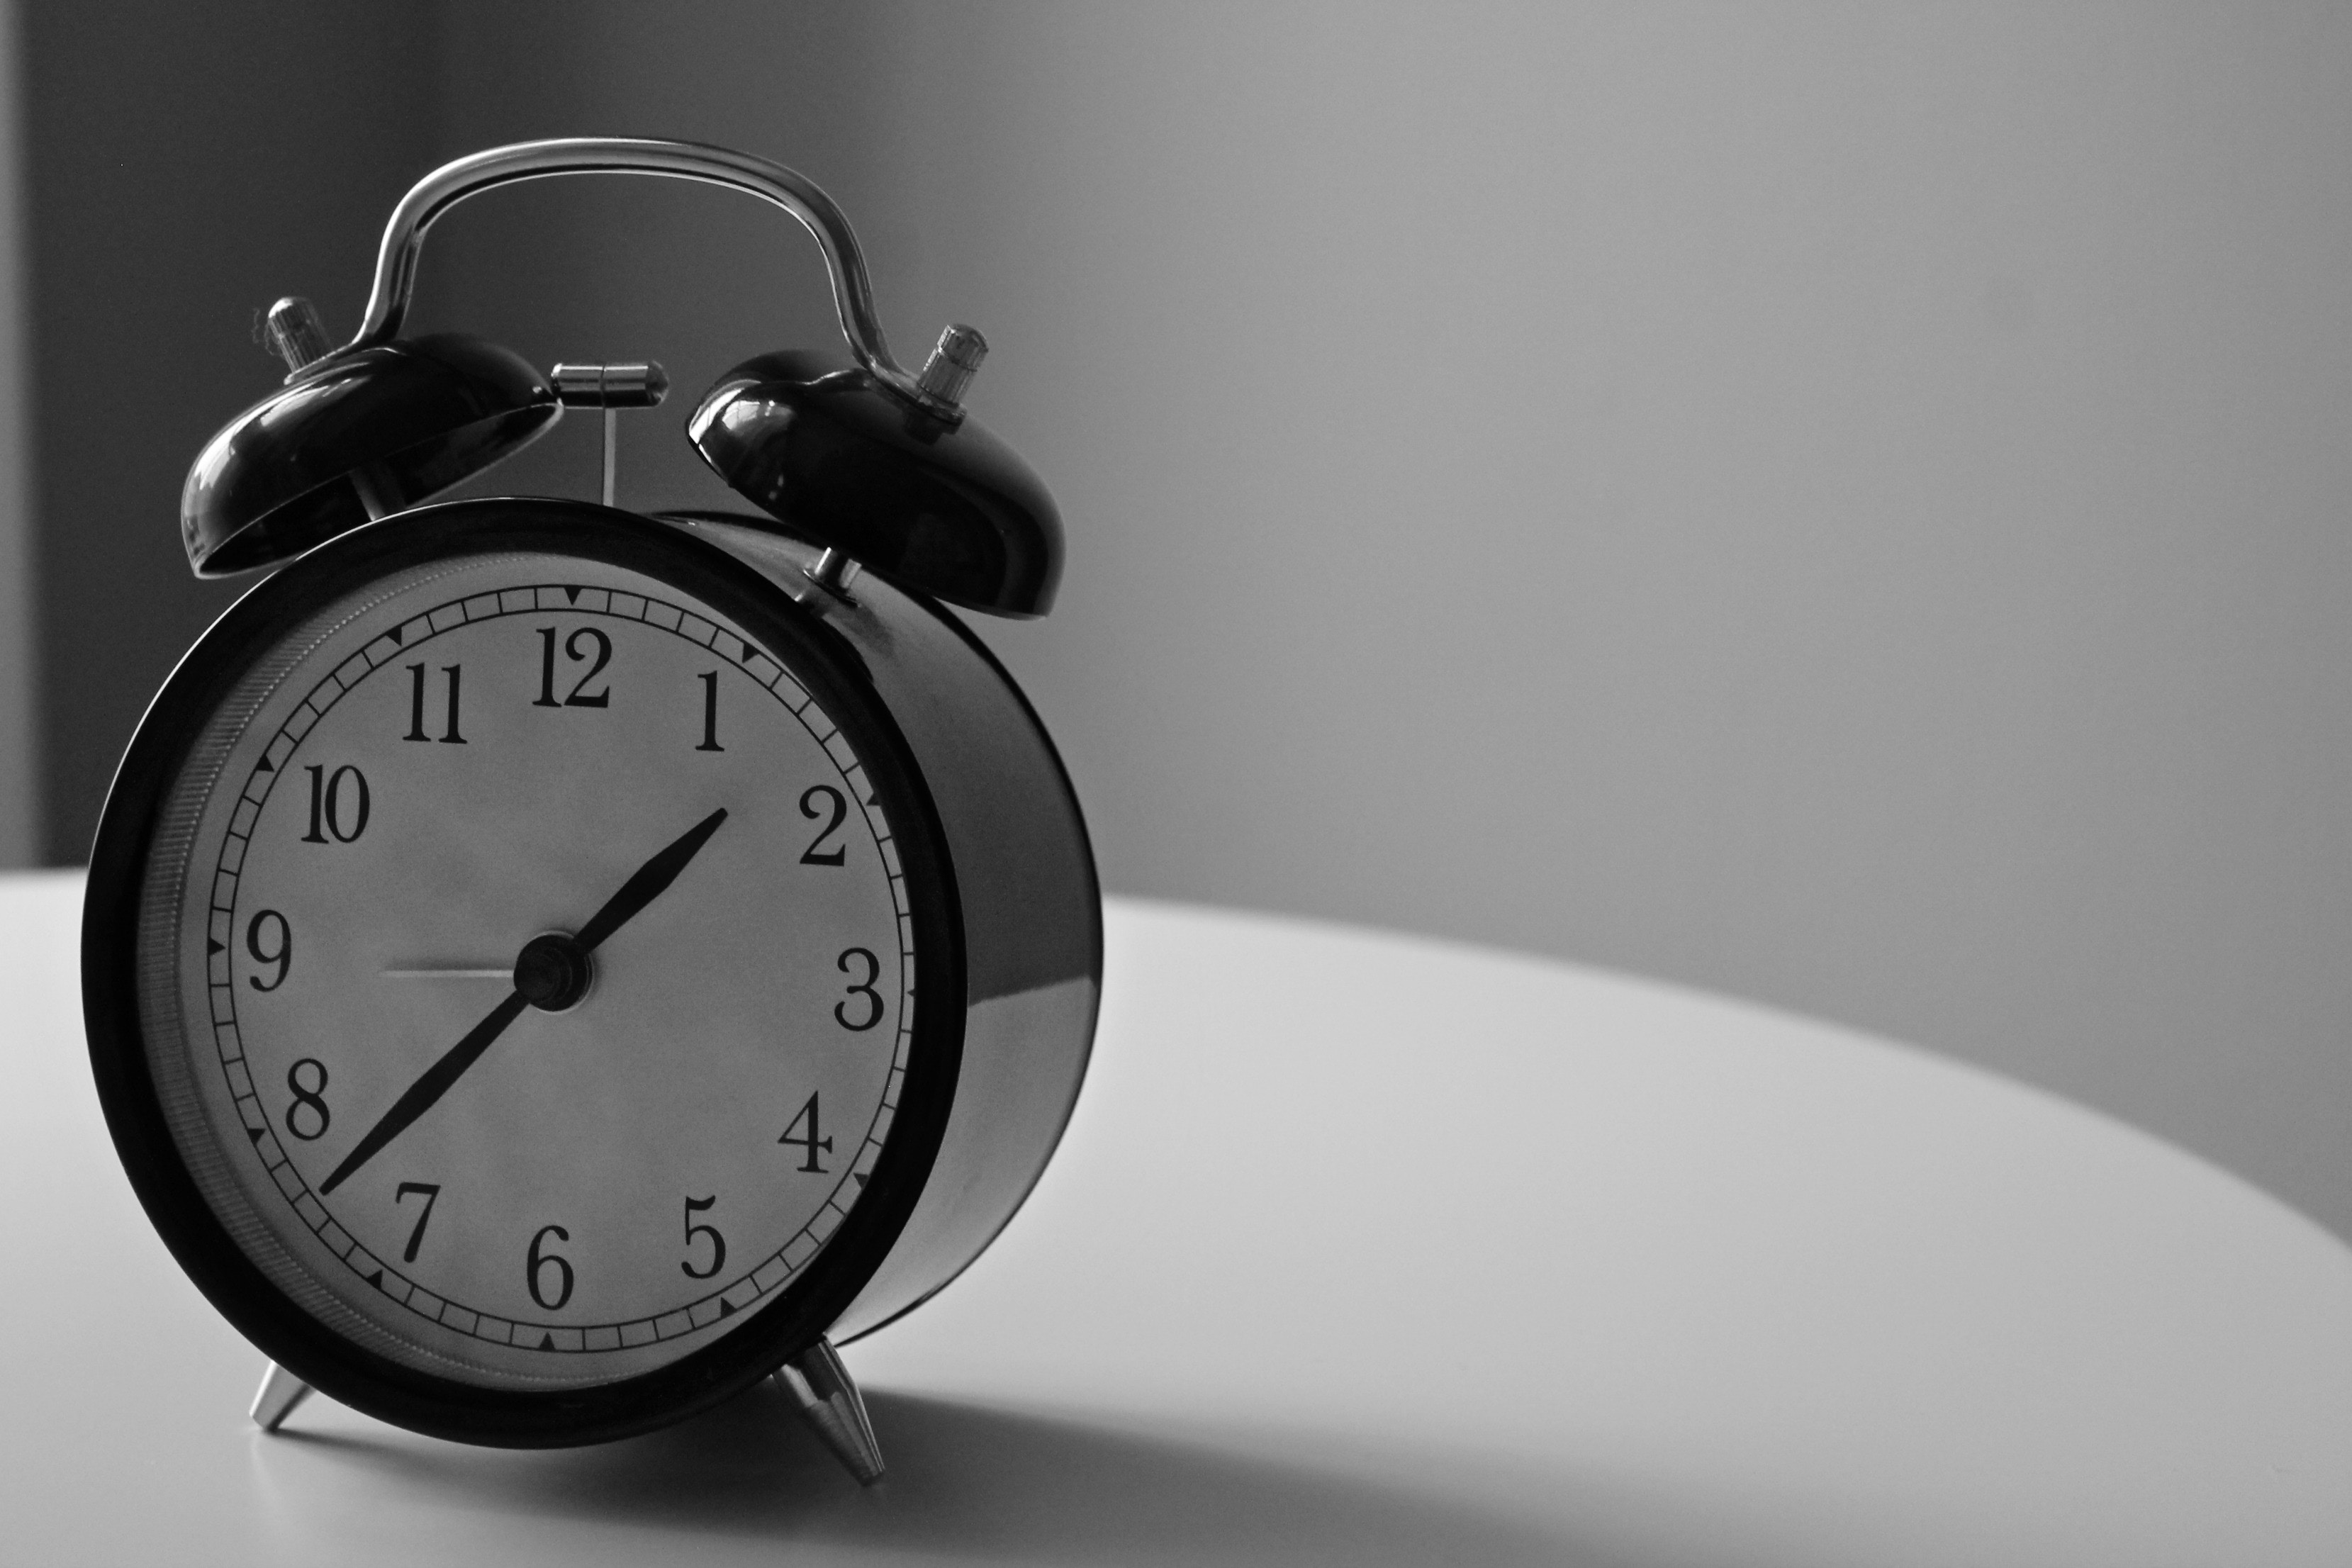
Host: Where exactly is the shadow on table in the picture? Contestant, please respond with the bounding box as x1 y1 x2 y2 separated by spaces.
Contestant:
265 1381 1597 1564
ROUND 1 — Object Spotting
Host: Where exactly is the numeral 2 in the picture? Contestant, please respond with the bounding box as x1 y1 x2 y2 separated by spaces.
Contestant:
800 785 846 865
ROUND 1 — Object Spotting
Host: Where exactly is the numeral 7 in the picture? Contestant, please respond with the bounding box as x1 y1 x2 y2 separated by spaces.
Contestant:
395 1180 442 1263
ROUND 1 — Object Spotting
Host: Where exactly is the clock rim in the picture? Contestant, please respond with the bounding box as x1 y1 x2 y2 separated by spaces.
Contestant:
82 495 968 1447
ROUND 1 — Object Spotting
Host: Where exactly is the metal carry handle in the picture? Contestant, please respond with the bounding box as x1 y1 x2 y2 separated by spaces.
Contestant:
327 137 978 417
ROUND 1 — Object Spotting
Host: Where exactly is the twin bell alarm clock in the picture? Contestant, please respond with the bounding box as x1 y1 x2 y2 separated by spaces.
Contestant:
79 138 1100 1484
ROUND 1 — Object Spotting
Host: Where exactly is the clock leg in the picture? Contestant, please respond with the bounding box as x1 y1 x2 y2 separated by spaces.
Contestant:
249 1360 313 1433
775 1337 885 1485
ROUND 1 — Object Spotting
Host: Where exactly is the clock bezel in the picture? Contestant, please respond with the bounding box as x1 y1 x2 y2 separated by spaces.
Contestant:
84 496 967 1446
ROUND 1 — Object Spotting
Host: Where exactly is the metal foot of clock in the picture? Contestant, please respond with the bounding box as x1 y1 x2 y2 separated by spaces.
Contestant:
775 1338 885 1485
246 1337 885 1486
250 1360 313 1433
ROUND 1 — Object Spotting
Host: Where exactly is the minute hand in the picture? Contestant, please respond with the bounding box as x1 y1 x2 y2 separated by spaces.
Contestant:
316 806 729 1197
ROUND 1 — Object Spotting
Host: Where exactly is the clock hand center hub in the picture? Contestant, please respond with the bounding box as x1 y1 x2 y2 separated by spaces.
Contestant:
513 931 594 1013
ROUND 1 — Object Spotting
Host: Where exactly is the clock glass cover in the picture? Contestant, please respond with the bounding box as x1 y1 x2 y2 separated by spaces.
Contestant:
133 533 944 1391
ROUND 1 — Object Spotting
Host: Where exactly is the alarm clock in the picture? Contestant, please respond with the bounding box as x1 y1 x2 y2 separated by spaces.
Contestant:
79 139 1099 1485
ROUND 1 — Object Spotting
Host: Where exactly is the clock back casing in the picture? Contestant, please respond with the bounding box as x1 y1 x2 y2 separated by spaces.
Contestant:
657 508 1102 1345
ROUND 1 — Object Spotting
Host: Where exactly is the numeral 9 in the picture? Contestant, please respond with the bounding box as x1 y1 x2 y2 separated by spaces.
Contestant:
245 909 292 992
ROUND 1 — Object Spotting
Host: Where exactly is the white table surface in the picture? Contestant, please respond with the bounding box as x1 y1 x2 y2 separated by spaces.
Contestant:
3 870 2348 1565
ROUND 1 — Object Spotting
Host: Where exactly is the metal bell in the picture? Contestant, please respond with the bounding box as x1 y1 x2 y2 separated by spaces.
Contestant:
180 298 558 576
689 337 1064 620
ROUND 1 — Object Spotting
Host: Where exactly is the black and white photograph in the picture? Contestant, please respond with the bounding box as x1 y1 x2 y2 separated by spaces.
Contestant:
0 4 2346 1564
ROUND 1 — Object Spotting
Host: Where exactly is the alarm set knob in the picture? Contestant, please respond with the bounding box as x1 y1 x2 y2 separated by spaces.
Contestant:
262 296 334 373
914 323 988 410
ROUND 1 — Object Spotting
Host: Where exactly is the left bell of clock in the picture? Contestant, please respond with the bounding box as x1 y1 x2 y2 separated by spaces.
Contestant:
180 294 561 576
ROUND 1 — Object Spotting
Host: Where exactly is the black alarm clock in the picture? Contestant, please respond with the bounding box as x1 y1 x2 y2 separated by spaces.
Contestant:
79 139 1099 1485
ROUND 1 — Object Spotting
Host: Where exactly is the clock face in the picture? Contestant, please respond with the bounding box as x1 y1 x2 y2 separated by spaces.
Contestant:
123 520 948 1396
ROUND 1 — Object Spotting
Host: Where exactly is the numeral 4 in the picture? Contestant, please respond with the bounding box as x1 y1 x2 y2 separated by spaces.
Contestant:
780 1092 833 1172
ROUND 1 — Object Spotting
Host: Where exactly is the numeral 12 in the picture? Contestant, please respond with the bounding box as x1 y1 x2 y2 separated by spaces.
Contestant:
536 627 612 707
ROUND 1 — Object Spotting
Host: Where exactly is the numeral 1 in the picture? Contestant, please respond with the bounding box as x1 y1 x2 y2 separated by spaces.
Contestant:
404 663 465 744
696 671 724 751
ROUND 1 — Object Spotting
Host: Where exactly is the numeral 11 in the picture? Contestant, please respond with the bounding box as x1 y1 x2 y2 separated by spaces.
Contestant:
404 663 465 744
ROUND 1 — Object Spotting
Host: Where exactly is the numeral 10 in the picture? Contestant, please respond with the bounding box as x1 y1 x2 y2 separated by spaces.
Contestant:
301 764 369 844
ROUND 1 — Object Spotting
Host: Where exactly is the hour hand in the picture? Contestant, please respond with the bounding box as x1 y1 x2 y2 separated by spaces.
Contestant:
576 807 729 951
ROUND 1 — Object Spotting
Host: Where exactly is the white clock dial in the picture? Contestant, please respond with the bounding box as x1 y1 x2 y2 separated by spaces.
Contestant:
145 553 917 1388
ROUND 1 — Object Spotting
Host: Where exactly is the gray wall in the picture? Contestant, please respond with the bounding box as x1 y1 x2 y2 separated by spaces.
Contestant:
23 4 2352 1236
0 1 31 866
23 0 441 865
